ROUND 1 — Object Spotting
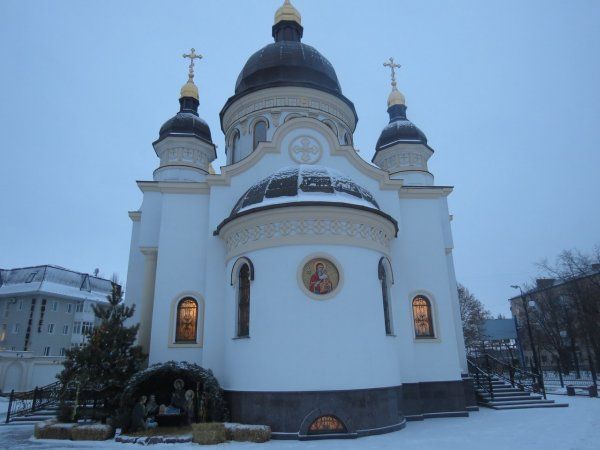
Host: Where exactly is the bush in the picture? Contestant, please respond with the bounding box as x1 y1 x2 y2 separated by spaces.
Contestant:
56 403 75 423
191 422 227 445
225 423 271 443
71 424 115 441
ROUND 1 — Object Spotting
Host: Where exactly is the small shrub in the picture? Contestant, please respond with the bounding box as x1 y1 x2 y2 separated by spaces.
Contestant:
191 422 227 445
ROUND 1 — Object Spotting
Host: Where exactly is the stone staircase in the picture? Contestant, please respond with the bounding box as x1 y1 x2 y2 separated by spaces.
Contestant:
4 404 59 425
476 377 568 410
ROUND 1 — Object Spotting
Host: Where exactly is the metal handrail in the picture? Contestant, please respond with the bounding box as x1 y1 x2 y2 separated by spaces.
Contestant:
476 353 546 399
5 381 62 423
467 359 494 400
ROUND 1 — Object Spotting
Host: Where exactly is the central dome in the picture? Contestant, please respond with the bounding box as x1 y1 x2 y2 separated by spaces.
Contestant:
234 41 342 97
231 165 380 216
214 165 402 235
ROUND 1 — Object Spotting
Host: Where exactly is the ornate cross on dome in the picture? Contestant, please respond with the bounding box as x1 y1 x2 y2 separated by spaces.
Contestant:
383 57 401 87
182 48 203 82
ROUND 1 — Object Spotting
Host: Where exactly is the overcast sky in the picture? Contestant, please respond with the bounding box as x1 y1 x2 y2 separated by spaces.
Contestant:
1 0 599 315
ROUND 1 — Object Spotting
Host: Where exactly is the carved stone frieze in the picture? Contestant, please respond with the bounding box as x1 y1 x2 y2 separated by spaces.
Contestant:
222 216 394 259
158 146 210 169
223 93 354 132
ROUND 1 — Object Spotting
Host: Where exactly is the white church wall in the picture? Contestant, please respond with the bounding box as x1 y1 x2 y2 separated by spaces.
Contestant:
124 213 144 324
392 196 464 383
137 191 163 249
221 244 402 392
148 192 209 365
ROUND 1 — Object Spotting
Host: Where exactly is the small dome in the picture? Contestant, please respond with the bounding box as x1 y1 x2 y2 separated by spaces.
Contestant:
375 105 427 151
387 88 405 108
180 80 199 100
157 111 213 145
274 0 301 25
231 165 380 217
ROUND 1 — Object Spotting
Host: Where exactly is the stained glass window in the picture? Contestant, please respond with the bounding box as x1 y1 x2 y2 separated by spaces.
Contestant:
308 415 347 434
176 298 198 343
379 260 393 335
253 120 267 150
413 295 434 338
237 264 250 337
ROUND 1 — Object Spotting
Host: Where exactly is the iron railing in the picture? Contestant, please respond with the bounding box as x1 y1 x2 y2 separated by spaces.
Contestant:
5 381 62 423
467 359 495 400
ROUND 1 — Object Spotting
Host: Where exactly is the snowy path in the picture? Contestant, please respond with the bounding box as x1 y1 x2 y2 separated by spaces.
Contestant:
0 395 598 450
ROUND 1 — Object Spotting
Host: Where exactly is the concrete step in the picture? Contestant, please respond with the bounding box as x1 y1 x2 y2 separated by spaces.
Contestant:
487 399 556 407
491 402 569 410
10 414 56 422
481 393 541 400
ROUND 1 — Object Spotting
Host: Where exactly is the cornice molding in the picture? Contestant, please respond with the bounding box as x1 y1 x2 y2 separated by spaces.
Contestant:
128 211 141 222
137 181 210 194
398 187 453 199
217 205 397 261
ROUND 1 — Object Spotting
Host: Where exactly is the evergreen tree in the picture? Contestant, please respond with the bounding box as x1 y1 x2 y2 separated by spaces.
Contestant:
57 280 147 417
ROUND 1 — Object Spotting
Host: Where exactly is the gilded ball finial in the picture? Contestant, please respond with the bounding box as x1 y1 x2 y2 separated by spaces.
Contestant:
181 48 203 101
383 57 405 107
274 0 301 25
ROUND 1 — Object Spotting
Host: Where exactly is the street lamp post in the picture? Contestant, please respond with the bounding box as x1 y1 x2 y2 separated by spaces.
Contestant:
511 285 545 397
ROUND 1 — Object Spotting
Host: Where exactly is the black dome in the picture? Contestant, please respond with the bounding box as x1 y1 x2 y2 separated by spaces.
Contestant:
235 41 342 96
157 112 212 144
220 19 357 129
375 104 428 151
155 97 213 145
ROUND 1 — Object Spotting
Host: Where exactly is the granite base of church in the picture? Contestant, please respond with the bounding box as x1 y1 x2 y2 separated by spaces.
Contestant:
226 379 475 439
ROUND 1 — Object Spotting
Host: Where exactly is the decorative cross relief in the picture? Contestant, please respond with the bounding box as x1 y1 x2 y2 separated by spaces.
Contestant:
289 136 323 164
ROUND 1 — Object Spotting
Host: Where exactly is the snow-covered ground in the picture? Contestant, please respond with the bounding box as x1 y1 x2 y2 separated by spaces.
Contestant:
1 395 598 450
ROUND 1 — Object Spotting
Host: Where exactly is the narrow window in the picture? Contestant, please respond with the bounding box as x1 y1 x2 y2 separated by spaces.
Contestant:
18 299 23 311
253 120 267 150
76 302 84 312
230 129 240 164
60 348 66 356
43 346 50 356
13 323 20 334
62 324 69 335
52 301 58 312
413 295 434 338
47 323 55 334
237 264 250 337
67 304 72 313
378 260 393 335
175 298 198 343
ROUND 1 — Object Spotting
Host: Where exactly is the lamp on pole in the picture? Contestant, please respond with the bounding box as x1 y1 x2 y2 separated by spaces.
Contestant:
511 285 545 396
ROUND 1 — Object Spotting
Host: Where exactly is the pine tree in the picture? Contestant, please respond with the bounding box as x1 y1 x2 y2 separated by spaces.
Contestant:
57 280 147 417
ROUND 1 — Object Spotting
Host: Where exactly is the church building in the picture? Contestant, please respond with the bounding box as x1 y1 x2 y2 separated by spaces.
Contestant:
125 1 476 439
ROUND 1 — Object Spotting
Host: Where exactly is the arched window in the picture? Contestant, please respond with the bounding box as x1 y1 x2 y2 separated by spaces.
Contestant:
343 132 352 146
237 264 251 337
253 120 267 150
229 129 240 164
378 259 393 335
412 295 434 338
175 298 198 343
322 119 337 137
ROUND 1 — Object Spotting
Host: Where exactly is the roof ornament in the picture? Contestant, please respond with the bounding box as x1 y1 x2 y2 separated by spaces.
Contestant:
383 57 405 107
180 48 203 101
274 0 301 25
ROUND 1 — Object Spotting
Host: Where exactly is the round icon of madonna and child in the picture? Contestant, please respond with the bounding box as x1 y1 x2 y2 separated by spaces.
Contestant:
301 258 340 297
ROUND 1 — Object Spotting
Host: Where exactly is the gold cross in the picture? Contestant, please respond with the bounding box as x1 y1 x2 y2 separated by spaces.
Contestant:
383 57 401 86
182 48 203 81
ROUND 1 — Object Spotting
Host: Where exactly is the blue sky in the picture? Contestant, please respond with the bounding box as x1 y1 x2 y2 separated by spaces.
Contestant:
1 0 599 315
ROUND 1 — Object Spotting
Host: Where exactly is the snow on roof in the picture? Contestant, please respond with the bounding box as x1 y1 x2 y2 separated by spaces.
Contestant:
232 165 380 216
0 265 114 302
